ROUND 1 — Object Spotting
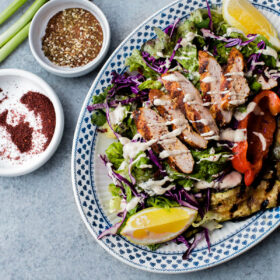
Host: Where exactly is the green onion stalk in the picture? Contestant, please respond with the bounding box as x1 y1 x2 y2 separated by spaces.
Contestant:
0 0 28 25
0 0 47 48
0 22 30 63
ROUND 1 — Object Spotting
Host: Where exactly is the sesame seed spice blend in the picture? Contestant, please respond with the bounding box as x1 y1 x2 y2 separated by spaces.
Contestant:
42 8 103 68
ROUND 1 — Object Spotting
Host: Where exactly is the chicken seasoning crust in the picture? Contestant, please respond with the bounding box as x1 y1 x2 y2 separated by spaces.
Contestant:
87 3 280 259
42 8 103 67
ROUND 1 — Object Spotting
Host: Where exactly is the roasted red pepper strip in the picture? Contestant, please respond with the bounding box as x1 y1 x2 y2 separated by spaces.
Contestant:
232 90 280 186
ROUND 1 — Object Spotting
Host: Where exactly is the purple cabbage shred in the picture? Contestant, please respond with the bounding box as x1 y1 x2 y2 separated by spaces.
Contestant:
201 28 257 48
108 71 145 97
164 17 181 38
99 155 139 197
98 210 127 239
205 0 213 30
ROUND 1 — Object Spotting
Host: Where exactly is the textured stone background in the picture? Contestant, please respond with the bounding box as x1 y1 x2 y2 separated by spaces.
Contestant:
0 1 279 279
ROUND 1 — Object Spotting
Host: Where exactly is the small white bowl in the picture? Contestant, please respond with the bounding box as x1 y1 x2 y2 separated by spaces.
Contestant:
0 69 64 177
29 0 110 78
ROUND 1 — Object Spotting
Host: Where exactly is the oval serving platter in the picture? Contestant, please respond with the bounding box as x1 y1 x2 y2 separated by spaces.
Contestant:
72 0 280 273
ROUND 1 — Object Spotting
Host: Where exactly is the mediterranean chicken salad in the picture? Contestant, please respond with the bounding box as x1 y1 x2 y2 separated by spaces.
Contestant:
87 2 280 259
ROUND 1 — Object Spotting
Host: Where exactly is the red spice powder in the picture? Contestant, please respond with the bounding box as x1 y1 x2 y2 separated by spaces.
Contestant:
20 91 56 150
0 110 33 153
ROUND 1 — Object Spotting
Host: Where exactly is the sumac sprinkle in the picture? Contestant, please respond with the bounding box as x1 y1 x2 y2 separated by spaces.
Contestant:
42 8 103 67
0 110 33 153
20 91 56 150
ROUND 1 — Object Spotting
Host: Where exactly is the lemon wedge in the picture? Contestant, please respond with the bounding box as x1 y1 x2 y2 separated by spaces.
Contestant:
222 0 280 49
120 207 197 245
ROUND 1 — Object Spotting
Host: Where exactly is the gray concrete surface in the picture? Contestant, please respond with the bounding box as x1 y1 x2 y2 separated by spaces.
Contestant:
0 0 279 279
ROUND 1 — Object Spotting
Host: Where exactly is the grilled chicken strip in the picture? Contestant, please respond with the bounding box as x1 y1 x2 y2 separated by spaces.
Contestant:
210 179 280 222
199 51 233 126
149 89 208 149
161 71 219 140
133 107 194 174
220 48 250 109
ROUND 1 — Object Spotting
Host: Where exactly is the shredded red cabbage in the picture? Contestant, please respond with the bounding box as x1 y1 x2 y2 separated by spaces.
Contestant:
204 228 211 253
142 51 167 74
174 234 190 248
87 91 149 112
205 0 213 30
146 148 167 176
128 158 136 185
105 102 121 139
182 232 205 260
98 210 127 239
99 155 139 197
248 40 266 74
164 17 181 38
109 71 145 97
165 188 199 211
165 38 183 72
201 28 257 48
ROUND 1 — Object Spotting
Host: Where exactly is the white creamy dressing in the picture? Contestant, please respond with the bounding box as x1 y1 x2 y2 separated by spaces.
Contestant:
224 72 244 77
162 74 181 82
109 103 126 125
252 132 267 151
225 27 245 37
106 162 119 185
258 46 278 60
189 119 209 125
201 76 216 83
197 154 221 163
252 61 265 67
138 176 174 195
153 98 171 106
183 93 194 103
130 153 146 166
195 171 242 190
159 149 187 159
139 164 153 169
180 32 196 47
160 124 187 140
219 171 242 189
126 196 142 211
201 131 215 137
220 128 247 142
234 102 256 121
165 118 187 126
119 137 157 159
158 138 177 145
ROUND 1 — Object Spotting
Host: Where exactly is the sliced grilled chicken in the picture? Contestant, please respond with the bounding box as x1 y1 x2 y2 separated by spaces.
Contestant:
199 51 233 126
133 107 194 174
257 75 278 90
161 71 219 140
220 48 250 109
149 89 208 149
210 179 280 222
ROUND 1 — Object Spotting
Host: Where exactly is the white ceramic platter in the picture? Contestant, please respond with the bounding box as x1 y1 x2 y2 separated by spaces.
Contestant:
72 0 280 273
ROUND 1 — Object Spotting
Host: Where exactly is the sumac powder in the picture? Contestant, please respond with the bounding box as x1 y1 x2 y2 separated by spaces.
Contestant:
0 110 33 153
20 91 56 150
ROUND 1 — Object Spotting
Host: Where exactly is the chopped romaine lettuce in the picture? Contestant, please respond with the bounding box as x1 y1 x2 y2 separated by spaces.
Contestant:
105 142 124 170
146 196 179 209
138 79 162 91
125 49 158 78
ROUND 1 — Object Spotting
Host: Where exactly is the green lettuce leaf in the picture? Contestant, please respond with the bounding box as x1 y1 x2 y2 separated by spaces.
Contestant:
125 49 158 79
105 142 124 169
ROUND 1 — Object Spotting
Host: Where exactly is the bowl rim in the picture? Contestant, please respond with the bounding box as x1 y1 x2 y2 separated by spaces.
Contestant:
29 0 111 77
0 68 64 177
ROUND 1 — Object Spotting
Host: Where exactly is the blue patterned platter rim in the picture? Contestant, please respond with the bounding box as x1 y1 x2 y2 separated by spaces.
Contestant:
72 0 280 273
